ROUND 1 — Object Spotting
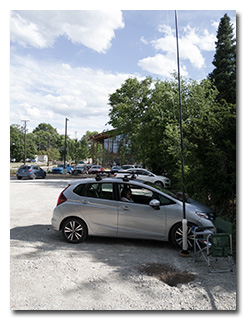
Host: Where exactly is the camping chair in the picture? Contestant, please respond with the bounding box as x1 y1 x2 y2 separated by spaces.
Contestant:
206 217 233 273
193 218 234 273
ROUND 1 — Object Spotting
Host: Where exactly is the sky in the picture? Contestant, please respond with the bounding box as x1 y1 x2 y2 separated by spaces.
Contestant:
10 9 236 139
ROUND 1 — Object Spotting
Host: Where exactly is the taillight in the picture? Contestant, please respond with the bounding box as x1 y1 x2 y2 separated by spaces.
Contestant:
29 169 32 172
113 173 117 177
57 184 70 206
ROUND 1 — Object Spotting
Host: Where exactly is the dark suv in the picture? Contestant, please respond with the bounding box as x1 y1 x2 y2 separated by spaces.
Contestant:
16 165 46 180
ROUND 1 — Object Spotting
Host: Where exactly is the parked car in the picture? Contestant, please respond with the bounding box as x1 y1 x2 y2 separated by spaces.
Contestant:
72 165 88 175
88 165 105 174
52 177 214 249
16 165 46 180
113 168 171 188
110 166 121 174
52 164 71 174
121 164 135 170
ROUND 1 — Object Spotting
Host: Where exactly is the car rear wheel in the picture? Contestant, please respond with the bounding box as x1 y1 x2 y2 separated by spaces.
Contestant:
170 222 196 250
62 217 88 243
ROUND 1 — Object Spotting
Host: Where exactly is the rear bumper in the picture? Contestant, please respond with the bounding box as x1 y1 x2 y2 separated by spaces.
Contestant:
51 207 61 231
16 173 33 178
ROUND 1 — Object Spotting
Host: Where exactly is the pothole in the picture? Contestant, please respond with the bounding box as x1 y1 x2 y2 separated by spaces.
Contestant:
138 263 196 287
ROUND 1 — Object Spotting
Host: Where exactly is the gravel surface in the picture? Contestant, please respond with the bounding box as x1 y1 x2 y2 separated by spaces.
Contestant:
10 178 237 311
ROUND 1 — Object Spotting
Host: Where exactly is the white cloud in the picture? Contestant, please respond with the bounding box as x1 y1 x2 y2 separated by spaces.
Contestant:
10 55 138 137
138 53 188 78
152 24 210 69
140 36 149 45
138 22 217 78
10 10 125 53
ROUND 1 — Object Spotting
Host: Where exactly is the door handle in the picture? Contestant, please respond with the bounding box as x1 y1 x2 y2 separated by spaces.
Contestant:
82 200 89 204
122 205 130 211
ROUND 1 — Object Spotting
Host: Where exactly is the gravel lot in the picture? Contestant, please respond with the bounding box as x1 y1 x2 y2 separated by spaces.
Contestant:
10 177 237 311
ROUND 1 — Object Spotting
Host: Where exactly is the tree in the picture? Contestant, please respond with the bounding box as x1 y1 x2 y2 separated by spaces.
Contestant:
108 77 153 135
10 124 37 161
10 125 24 161
209 14 236 104
32 123 61 161
108 76 236 219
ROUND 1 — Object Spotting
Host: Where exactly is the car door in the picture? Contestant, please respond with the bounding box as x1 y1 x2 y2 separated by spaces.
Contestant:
117 184 167 240
76 182 118 236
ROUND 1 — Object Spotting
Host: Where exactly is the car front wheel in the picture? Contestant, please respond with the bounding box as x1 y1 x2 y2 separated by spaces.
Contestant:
170 222 196 250
154 181 164 188
62 217 88 243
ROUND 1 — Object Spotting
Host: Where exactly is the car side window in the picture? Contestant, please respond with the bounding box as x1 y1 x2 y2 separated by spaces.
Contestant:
99 183 114 200
119 184 175 206
120 184 154 205
138 170 148 176
84 183 114 200
155 193 175 205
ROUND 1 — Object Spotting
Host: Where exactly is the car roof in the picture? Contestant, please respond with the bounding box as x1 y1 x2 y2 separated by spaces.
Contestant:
69 177 141 185
68 177 177 202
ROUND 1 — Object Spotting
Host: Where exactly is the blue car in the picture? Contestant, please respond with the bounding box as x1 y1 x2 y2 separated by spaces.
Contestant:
52 164 71 174
16 165 46 180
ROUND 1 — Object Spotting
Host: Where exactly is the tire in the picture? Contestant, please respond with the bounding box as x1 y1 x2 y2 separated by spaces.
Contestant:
154 181 164 188
170 222 196 250
62 217 88 244
17 176 22 180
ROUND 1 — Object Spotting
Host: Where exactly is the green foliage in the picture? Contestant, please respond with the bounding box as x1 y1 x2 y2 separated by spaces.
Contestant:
108 76 236 220
209 14 236 104
10 125 24 161
10 125 37 161
10 123 93 164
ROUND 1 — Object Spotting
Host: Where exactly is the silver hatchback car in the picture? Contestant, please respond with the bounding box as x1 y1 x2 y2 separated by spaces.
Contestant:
52 177 214 248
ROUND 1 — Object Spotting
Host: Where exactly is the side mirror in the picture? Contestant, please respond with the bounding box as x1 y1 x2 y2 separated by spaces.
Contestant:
149 199 160 210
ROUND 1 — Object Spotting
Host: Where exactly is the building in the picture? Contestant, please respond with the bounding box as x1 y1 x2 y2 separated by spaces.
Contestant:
88 129 132 165
34 155 48 163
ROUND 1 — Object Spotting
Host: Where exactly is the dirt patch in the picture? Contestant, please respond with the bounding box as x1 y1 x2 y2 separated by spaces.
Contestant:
138 263 196 287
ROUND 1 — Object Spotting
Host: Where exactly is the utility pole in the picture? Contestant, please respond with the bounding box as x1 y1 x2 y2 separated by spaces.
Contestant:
21 120 30 165
63 118 69 169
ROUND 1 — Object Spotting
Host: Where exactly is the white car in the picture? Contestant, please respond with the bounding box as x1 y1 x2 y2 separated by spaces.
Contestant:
113 168 171 188
51 177 214 248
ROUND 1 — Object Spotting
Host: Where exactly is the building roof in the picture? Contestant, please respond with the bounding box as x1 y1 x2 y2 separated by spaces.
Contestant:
88 129 117 143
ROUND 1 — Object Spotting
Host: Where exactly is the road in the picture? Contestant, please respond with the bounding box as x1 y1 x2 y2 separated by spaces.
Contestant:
10 177 236 310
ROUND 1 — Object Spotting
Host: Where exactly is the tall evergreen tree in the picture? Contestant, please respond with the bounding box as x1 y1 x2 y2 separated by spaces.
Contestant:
209 14 236 104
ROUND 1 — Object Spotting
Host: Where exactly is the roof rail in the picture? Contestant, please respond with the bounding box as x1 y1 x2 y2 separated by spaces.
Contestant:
123 175 129 182
122 174 137 182
95 174 102 181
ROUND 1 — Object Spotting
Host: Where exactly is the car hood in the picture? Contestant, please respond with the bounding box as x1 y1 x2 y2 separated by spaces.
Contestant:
186 198 213 213
155 175 169 180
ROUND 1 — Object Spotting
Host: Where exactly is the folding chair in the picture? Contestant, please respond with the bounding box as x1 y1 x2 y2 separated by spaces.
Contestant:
193 226 214 264
193 218 233 273
206 218 233 273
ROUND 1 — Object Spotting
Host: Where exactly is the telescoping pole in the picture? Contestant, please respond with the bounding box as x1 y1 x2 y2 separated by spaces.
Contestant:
174 11 190 255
